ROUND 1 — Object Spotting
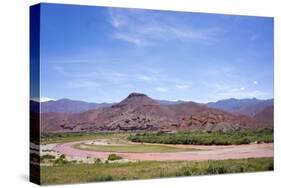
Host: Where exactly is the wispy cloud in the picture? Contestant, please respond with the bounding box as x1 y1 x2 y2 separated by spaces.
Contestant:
108 9 221 46
53 65 129 89
175 84 191 89
230 87 245 92
136 74 156 81
155 87 169 92
212 83 269 99
253 81 259 85
113 33 147 46
54 66 127 80
135 71 192 91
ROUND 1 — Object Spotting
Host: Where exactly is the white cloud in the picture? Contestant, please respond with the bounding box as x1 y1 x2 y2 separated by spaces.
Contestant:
108 9 221 46
136 75 156 81
146 68 162 74
253 81 259 85
212 83 269 99
155 87 169 92
230 87 245 92
113 33 147 46
175 84 190 89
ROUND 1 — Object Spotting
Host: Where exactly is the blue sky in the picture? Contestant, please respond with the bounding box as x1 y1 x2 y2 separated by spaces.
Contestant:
39 3 274 103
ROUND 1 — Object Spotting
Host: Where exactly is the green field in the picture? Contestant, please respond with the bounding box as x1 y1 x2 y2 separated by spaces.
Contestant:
39 157 273 185
128 129 274 145
40 132 130 144
75 143 199 153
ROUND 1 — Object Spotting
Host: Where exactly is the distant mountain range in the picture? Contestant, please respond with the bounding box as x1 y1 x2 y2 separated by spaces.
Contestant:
206 98 273 117
38 97 273 117
40 98 113 113
36 93 273 133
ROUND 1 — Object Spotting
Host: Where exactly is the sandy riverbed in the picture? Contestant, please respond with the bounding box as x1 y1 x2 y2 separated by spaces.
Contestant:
53 141 273 161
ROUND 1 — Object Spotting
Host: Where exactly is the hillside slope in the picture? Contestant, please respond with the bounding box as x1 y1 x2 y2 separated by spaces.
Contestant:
41 98 113 113
206 98 273 116
41 93 272 133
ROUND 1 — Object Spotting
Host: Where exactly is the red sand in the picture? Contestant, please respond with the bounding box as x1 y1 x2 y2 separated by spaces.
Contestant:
53 141 273 161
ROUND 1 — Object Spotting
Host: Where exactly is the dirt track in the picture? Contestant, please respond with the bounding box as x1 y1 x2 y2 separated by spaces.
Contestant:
53 141 273 161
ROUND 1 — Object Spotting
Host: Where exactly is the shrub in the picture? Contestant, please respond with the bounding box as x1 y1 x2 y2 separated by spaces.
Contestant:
60 154 66 159
54 158 69 165
95 158 102 164
108 154 122 161
54 155 69 165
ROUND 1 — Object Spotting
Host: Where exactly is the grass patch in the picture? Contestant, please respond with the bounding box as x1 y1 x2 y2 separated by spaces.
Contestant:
40 132 131 144
39 157 273 185
75 143 198 153
128 129 273 145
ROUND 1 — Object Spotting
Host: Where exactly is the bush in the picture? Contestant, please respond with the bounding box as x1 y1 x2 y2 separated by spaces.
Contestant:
54 155 69 165
40 154 56 162
95 158 102 164
60 154 66 159
54 158 69 165
107 154 122 161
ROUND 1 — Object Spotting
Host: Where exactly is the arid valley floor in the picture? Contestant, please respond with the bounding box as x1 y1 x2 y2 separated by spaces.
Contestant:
30 94 274 185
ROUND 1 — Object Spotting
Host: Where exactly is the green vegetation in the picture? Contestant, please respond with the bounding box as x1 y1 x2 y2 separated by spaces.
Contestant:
128 129 273 145
38 131 273 185
75 143 198 153
40 129 273 146
40 132 131 144
39 157 273 185
54 154 69 165
94 158 102 164
40 154 56 162
108 154 123 161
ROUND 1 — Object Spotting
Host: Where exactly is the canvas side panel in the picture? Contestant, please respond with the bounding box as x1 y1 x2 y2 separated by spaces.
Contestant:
29 4 41 185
